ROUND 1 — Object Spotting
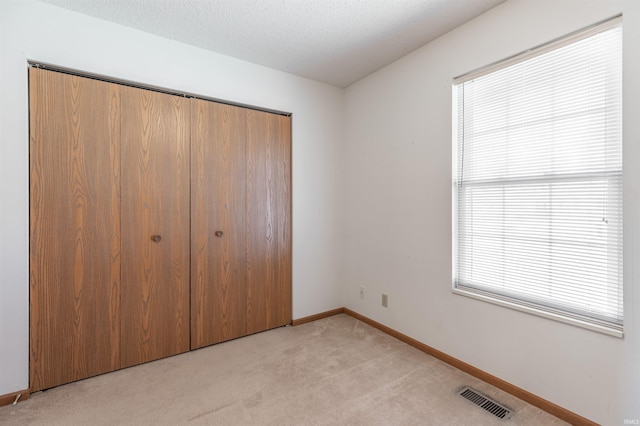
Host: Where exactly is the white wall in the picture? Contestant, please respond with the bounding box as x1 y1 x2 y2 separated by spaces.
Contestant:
344 0 639 424
0 0 345 396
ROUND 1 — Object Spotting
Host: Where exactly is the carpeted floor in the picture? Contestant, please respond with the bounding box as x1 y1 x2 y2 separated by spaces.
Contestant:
0 314 567 425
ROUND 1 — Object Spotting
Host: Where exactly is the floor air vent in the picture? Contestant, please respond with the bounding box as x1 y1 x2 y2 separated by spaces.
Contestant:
458 386 513 420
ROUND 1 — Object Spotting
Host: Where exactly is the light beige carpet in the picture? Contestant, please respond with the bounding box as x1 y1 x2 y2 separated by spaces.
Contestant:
0 314 567 425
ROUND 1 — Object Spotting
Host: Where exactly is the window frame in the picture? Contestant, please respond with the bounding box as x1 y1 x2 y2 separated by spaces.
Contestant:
451 15 623 338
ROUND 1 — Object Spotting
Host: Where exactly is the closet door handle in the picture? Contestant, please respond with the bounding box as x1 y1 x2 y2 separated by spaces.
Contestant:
214 231 224 238
151 235 162 242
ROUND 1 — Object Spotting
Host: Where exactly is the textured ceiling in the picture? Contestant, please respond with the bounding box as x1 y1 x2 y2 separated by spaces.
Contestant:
39 0 506 88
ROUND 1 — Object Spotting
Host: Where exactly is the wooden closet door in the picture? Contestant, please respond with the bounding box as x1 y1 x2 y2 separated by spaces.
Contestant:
245 110 292 333
120 86 190 367
191 99 247 349
29 68 121 391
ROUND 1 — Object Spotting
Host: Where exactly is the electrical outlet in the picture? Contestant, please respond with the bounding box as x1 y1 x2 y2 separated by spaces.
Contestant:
359 286 365 299
382 293 388 308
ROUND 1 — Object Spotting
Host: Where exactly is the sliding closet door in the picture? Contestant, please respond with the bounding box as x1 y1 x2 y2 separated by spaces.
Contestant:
191 99 247 349
245 110 292 333
120 86 190 367
29 68 122 391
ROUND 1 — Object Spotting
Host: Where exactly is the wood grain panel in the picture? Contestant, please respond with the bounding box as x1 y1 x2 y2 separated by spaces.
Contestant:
29 68 121 391
190 100 247 349
245 111 292 333
120 86 190 368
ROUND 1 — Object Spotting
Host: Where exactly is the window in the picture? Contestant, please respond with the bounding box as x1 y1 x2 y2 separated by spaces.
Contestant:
453 17 623 337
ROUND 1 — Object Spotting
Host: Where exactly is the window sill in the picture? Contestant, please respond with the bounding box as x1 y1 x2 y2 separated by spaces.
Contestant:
452 286 623 338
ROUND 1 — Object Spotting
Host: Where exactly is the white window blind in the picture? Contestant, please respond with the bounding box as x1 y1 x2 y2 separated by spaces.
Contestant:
453 17 623 336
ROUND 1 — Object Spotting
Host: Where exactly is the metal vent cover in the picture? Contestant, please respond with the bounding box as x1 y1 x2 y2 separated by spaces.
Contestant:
458 386 514 420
